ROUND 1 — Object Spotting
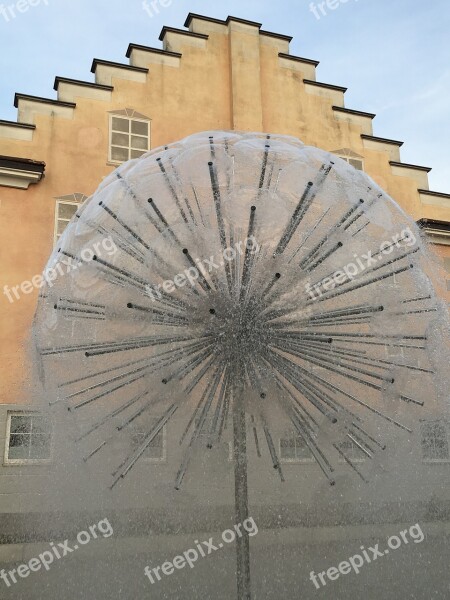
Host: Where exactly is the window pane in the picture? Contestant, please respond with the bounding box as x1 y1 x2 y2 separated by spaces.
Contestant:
112 117 129 133
131 428 164 460
131 120 149 135
30 434 52 460
8 434 30 459
130 150 146 159
57 221 70 235
349 158 363 171
10 415 32 434
295 438 313 460
280 438 296 460
131 135 148 150
111 132 130 147
111 146 129 162
339 439 366 461
422 422 449 460
58 203 78 220
31 417 51 435
280 434 313 461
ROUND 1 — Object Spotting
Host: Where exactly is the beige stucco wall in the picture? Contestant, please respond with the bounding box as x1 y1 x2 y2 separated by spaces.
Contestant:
0 14 449 406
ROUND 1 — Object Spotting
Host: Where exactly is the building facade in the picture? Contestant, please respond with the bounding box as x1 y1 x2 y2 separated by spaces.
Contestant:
0 13 449 515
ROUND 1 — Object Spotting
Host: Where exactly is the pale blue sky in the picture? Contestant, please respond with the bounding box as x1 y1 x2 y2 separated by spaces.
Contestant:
0 0 449 191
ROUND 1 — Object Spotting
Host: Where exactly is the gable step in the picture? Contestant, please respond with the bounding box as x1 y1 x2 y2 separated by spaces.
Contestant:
0 119 35 141
54 77 113 103
126 44 182 69
226 16 262 28
418 190 450 223
333 106 375 119
304 79 346 107
332 106 375 135
14 94 76 124
184 12 227 27
390 161 431 172
0 119 35 129
185 13 292 51
260 30 291 53
389 161 431 189
159 27 208 53
260 30 293 43
184 13 264 30
279 54 319 67
304 79 347 92
279 54 319 80
361 134 403 146
361 134 403 162
91 59 148 87
184 13 229 36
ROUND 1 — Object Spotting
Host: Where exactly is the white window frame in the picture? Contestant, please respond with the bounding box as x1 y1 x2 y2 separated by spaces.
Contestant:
337 438 367 464
131 423 167 463
108 114 151 165
421 421 450 464
337 155 365 171
279 433 315 464
4 411 53 466
54 200 80 247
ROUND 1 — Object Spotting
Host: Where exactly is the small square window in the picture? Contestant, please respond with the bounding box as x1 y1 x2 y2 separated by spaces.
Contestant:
421 421 449 462
280 432 314 463
54 200 80 246
337 438 367 463
348 158 364 171
5 413 52 465
131 419 166 462
384 344 404 359
333 154 364 172
109 115 150 164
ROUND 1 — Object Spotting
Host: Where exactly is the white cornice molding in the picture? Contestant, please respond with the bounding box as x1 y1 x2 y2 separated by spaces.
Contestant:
0 166 44 189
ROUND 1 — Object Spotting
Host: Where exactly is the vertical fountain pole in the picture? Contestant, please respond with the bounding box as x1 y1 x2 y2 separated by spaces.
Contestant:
232 365 252 600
